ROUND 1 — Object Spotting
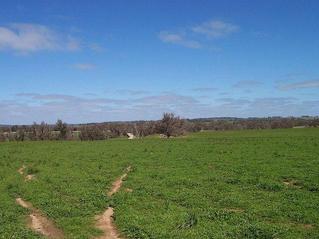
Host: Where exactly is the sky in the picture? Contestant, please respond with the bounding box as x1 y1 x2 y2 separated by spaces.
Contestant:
1 0 319 124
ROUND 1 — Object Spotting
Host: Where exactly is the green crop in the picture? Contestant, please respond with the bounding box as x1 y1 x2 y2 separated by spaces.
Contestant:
0 128 318 238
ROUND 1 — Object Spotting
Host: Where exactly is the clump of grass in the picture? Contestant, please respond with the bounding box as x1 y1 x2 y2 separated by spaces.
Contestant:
238 223 281 239
26 167 39 175
122 225 151 239
256 182 283 192
177 212 198 229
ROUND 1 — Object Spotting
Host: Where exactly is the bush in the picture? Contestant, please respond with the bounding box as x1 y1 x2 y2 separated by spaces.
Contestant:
158 112 185 138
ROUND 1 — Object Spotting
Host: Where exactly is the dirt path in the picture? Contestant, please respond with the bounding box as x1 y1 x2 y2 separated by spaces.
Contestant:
25 174 36 181
108 166 131 197
94 166 131 239
95 207 119 239
16 198 64 238
18 165 26 175
17 165 36 181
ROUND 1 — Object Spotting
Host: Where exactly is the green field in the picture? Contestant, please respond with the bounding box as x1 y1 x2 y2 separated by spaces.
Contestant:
0 128 318 239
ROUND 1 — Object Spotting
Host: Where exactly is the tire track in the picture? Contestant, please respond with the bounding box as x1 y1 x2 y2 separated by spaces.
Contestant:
94 166 131 239
16 165 63 238
18 165 36 181
16 198 64 238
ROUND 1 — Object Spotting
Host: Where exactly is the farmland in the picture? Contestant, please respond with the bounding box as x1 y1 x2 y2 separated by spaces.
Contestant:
0 128 318 239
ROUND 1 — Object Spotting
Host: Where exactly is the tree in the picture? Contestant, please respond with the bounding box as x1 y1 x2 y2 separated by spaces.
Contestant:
158 112 184 138
55 119 68 139
79 125 105 141
38 121 50 140
15 129 26 141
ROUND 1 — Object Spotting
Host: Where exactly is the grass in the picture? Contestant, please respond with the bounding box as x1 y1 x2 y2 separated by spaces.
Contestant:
0 128 318 238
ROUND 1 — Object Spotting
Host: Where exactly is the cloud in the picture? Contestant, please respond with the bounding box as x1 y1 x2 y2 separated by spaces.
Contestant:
116 89 150 96
17 93 77 101
216 97 251 105
158 31 202 49
192 87 217 92
219 92 229 96
1 93 318 124
2 93 202 124
278 80 319 90
233 80 262 88
192 20 239 38
134 93 199 106
159 19 238 49
249 97 296 108
0 23 81 53
73 63 96 70
16 93 125 104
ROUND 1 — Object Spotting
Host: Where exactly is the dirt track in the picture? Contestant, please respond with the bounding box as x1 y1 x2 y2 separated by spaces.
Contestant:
94 166 131 239
16 198 64 239
16 165 131 238
18 165 36 181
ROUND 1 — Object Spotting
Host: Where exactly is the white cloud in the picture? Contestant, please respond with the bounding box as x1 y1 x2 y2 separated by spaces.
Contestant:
159 20 239 49
116 89 150 95
0 23 80 53
134 93 199 106
1 93 318 124
2 93 202 124
192 87 217 92
73 63 96 70
158 31 202 49
278 80 319 90
192 20 239 38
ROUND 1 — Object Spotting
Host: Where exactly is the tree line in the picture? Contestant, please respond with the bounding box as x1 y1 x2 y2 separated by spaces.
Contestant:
0 113 318 142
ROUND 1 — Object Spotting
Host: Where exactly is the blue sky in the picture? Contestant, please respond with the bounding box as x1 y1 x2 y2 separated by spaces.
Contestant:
1 0 319 124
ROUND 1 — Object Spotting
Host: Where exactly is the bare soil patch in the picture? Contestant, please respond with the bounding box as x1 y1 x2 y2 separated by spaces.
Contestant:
16 197 64 238
18 165 26 175
302 224 314 229
283 179 302 188
16 197 32 208
124 188 133 193
95 207 120 239
25 174 36 181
